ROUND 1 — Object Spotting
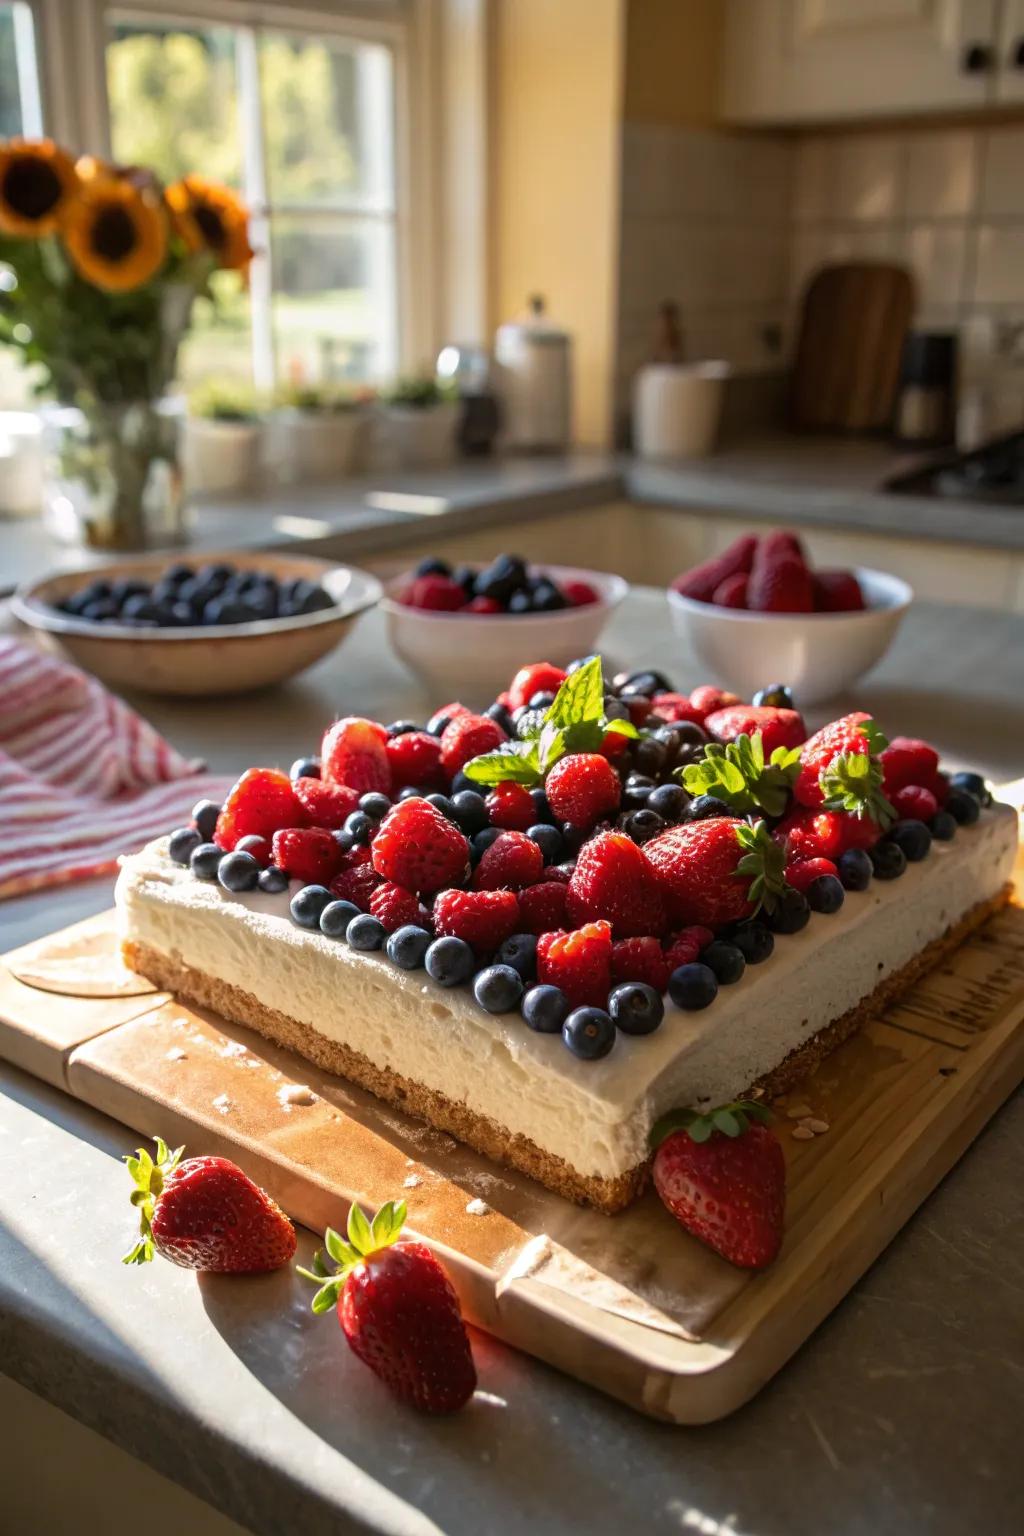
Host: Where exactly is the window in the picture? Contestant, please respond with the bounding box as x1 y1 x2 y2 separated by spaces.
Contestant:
0 1 41 139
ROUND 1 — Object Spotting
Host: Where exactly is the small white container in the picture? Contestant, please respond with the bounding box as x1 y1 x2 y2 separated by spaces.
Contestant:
633 361 729 460
494 296 572 452
184 417 262 495
374 401 459 471
263 409 362 484
0 411 42 517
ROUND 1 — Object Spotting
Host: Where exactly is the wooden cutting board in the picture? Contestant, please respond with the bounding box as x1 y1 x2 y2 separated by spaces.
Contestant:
2 875 1023 1424
791 261 915 433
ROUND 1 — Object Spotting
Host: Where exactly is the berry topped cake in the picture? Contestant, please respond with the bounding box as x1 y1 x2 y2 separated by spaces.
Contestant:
116 658 1018 1213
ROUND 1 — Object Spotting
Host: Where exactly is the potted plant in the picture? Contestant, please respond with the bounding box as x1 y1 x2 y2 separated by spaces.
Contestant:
263 381 366 484
375 375 460 470
184 376 263 496
0 138 253 548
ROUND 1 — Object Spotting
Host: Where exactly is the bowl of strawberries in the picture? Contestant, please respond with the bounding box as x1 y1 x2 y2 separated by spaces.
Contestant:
667 530 912 706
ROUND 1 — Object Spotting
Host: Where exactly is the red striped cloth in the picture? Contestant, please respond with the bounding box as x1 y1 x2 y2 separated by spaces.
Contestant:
0 637 232 899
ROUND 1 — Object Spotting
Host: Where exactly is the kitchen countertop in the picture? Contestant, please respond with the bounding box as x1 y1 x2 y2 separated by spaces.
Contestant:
2 588 1022 1536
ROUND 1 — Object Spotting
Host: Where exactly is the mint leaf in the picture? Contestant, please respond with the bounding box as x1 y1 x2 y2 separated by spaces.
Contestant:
462 744 541 787
602 717 639 740
546 656 603 729
538 723 567 773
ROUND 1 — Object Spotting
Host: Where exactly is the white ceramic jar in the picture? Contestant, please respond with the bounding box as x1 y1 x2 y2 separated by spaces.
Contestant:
494 295 572 452
633 361 729 460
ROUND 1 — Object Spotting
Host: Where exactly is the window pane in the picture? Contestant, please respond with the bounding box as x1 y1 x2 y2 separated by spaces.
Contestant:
177 270 253 389
0 4 23 137
260 32 394 210
271 215 396 385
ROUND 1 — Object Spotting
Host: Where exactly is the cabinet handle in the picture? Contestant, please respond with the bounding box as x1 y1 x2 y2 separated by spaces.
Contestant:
961 41 994 72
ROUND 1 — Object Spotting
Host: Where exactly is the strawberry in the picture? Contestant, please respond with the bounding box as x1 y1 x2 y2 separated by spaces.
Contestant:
814 568 865 612
322 717 391 796
485 781 536 830
371 798 469 894
651 1102 785 1269
123 1137 295 1272
385 731 445 792
299 1200 476 1414
712 572 749 608
785 856 838 893
663 925 715 972
472 830 544 891
643 817 786 928
704 704 807 755
671 535 758 603
566 831 667 938
611 936 670 993
293 777 360 829
748 553 814 614
688 685 741 721
518 880 569 934
544 752 621 828
775 806 879 859
433 888 520 951
508 661 568 710
562 579 599 607
272 826 345 885
794 713 895 828
331 863 383 910
761 528 806 562
880 736 940 795
401 573 466 611
891 783 939 822
369 882 429 933
439 713 507 778
649 692 705 726
214 767 306 851
536 920 612 1008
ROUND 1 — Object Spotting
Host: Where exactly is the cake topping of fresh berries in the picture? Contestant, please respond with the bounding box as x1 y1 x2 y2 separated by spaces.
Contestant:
644 817 788 928
214 767 306 851
331 862 384 911
774 805 881 859
879 735 941 794
433 888 520 952
517 880 569 934
536 920 613 1008
794 713 895 826
650 1101 785 1269
472 830 545 891
369 882 429 934
293 776 361 829
272 826 345 886
508 662 568 711
385 730 445 791
682 728 802 818
322 717 391 796
663 924 715 972
890 783 939 822
123 1137 296 1273
485 781 537 830
371 797 470 894
688 685 742 720
610 936 671 994
784 856 839 894
298 1199 476 1415
566 831 667 938
545 753 621 828
703 704 806 756
439 712 507 778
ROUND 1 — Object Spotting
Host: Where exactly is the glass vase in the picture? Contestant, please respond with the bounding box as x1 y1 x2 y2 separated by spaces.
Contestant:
40 397 190 551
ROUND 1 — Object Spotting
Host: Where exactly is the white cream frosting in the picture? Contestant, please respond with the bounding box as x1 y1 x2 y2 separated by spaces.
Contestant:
115 804 1018 1182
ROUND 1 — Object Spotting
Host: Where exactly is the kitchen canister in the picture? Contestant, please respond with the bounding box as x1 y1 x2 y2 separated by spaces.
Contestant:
494 295 572 452
632 361 729 460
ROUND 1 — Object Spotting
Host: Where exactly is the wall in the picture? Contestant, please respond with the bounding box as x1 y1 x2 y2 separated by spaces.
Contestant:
623 0 723 128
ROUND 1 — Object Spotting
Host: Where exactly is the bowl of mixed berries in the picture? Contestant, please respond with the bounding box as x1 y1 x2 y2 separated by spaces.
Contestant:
382 553 627 700
667 530 912 705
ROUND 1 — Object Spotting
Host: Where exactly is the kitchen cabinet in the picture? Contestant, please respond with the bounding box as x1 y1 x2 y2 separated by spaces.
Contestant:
721 0 1000 124
995 0 1024 98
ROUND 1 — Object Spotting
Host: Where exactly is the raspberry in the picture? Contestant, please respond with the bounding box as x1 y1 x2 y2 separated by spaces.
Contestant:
472 830 544 891
271 827 344 886
293 777 360 829
688 685 741 721
369 882 428 933
439 713 507 778
663 925 714 972
385 731 445 791
401 574 466 611
330 863 383 910
371 797 469 894
880 736 941 795
561 580 598 607
214 768 306 851
322 717 391 795
566 831 666 938
465 595 502 613
611 937 670 994
517 880 568 934
433 888 520 952
485 782 536 831
508 662 568 710
536 921 612 1008
891 784 939 822
336 842 372 871
712 573 749 608
544 753 621 829
785 856 839 894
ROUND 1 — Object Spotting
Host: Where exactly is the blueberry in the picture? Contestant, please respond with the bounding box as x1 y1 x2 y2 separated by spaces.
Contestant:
425 936 476 987
531 582 567 612
81 599 118 622
687 794 732 822
930 810 957 842
471 826 503 859
768 889 811 933
386 720 418 738
730 923 775 965
668 962 719 1010
507 591 531 613
416 556 452 577
622 773 655 810
356 792 389 822
497 932 538 982
530 787 555 824
484 702 515 734
217 851 260 893
191 799 221 841
647 783 689 821
474 553 528 603
566 654 600 674
473 964 525 1014
838 848 873 890
888 819 932 863
950 770 990 806
426 793 457 822
347 914 387 951
398 784 424 801
168 826 201 865
450 771 476 797
290 756 321 781
870 842 907 880
320 899 361 939
522 985 570 1033
387 924 433 969
344 810 374 844
560 823 589 856
527 824 563 863
290 884 333 928
608 983 664 1035
632 736 668 776
563 1006 616 1059
121 593 161 623
806 874 846 914
603 695 630 723
189 842 223 881
945 788 980 826
620 808 665 845
257 865 289 894
235 834 270 864
528 690 557 710
332 829 355 854
613 667 671 695
451 790 489 835
702 940 746 984
426 708 454 737
752 684 795 709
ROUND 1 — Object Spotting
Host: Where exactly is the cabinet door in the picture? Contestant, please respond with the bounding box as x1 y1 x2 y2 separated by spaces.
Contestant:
722 0 999 123
995 0 1024 99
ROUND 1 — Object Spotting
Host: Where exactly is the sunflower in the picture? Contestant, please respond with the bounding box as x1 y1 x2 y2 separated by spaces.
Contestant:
0 137 78 237
61 176 168 292
166 176 253 271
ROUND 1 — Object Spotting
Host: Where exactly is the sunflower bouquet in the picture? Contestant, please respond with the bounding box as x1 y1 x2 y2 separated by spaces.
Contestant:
0 136 252 547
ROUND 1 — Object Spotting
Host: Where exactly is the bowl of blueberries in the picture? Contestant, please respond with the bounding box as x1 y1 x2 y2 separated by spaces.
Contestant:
13 551 382 697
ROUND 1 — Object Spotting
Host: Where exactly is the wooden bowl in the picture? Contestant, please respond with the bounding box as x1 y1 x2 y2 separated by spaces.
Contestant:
12 550 382 697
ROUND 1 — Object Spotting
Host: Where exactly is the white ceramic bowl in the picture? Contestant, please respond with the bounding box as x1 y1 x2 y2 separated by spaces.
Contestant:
383 563 628 703
667 568 912 706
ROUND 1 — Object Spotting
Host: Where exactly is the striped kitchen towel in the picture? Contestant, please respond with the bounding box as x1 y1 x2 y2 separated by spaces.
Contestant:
0 637 232 899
